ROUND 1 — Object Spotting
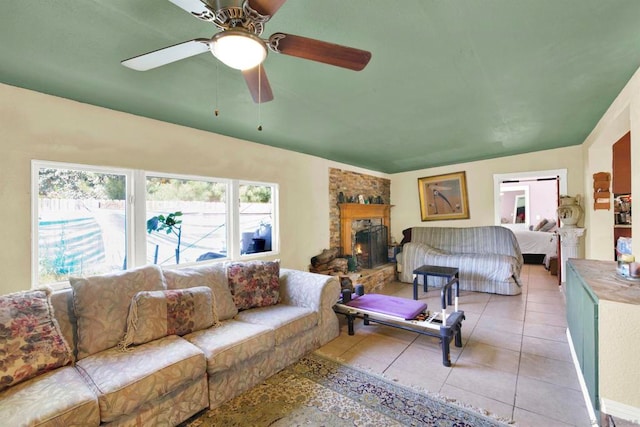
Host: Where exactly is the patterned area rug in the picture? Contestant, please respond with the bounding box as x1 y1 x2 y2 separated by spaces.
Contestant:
181 353 513 427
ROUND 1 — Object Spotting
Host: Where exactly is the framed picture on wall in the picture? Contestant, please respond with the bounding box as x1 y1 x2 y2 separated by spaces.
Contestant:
417 171 470 221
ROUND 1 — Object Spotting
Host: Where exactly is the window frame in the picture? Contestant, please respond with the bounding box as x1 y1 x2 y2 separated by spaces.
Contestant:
236 180 279 259
31 160 279 287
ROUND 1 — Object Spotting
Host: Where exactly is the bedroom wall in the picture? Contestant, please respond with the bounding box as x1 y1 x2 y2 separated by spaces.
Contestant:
528 180 558 224
499 180 557 228
0 83 387 294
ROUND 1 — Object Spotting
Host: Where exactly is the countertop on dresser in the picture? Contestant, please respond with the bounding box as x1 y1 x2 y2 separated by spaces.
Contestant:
568 259 640 305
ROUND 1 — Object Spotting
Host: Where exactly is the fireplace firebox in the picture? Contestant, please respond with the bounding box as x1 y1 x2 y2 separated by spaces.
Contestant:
354 224 388 269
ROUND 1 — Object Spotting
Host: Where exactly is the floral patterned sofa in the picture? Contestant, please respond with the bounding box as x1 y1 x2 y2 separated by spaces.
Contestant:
0 261 340 426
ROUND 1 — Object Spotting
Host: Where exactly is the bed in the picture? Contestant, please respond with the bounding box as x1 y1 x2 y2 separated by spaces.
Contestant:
501 224 557 264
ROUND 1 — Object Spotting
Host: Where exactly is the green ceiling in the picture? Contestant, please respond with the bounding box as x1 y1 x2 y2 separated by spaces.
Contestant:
2 1 640 173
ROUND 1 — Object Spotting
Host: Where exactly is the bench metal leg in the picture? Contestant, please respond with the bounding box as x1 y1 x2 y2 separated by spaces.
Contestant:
455 325 463 348
346 314 355 335
440 326 452 367
440 311 465 366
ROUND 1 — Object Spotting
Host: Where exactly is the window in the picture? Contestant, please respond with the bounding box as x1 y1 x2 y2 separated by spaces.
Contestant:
146 174 228 266
35 164 129 285
33 161 278 286
239 183 276 255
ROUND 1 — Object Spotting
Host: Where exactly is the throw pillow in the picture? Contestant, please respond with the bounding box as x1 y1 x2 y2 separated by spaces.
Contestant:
227 260 280 310
163 264 238 321
0 289 73 392
120 286 217 348
70 264 166 359
540 220 557 232
533 218 548 231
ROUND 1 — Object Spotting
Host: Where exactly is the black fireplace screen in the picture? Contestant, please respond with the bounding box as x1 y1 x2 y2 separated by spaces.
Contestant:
355 225 388 269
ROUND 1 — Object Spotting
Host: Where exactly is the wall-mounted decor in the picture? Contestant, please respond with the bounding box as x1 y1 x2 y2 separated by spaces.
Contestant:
592 171 611 210
418 171 470 221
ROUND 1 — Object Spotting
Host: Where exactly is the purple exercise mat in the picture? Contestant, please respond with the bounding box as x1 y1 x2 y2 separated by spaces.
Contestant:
345 294 427 320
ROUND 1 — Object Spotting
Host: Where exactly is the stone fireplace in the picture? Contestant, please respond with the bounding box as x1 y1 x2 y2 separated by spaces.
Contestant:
324 169 394 292
329 168 391 250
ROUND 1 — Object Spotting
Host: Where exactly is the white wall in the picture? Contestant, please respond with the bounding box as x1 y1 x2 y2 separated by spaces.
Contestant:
389 146 584 243
582 66 640 260
0 83 385 295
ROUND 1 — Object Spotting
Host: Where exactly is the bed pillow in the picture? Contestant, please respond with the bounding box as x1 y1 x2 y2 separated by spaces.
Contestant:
540 220 557 232
0 289 73 392
120 286 217 348
533 219 548 231
227 260 280 310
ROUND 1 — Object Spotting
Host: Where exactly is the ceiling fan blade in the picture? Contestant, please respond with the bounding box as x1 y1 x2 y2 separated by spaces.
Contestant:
167 0 215 22
247 0 288 17
122 39 210 71
269 33 371 71
242 65 274 103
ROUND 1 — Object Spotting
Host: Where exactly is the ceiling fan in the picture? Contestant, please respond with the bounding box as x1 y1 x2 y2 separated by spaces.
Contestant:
121 0 372 103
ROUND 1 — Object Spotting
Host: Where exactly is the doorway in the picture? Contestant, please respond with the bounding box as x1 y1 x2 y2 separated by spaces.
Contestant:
493 169 567 227
494 169 567 281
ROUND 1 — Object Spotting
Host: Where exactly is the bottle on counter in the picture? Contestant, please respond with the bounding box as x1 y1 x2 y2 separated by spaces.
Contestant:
617 254 636 278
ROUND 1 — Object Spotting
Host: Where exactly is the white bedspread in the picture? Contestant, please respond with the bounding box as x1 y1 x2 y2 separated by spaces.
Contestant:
512 229 557 255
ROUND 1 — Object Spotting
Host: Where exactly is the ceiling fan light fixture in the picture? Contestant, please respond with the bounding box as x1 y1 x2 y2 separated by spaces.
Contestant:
210 30 267 70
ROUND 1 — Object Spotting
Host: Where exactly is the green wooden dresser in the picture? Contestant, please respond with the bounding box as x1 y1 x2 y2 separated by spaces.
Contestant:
565 259 640 424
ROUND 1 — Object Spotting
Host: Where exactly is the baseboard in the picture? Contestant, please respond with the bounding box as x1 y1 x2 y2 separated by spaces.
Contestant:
600 399 640 425
566 328 600 426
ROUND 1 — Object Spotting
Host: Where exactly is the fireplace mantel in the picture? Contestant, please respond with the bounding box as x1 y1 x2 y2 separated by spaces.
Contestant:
339 203 391 256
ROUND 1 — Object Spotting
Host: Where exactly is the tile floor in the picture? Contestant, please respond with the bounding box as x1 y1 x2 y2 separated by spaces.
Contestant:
317 264 595 426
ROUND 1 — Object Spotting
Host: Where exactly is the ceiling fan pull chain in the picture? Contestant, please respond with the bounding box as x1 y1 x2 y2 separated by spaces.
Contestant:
214 61 220 117
257 63 263 131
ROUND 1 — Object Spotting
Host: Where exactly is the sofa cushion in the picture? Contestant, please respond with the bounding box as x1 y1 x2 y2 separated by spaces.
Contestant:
0 289 73 391
70 264 166 359
75 335 206 423
185 319 274 374
0 366 100 426
163 264 238 321
121 286 217 347
102 376 208 427
227 260 280 310
234 304 318 345
49 287 77 358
